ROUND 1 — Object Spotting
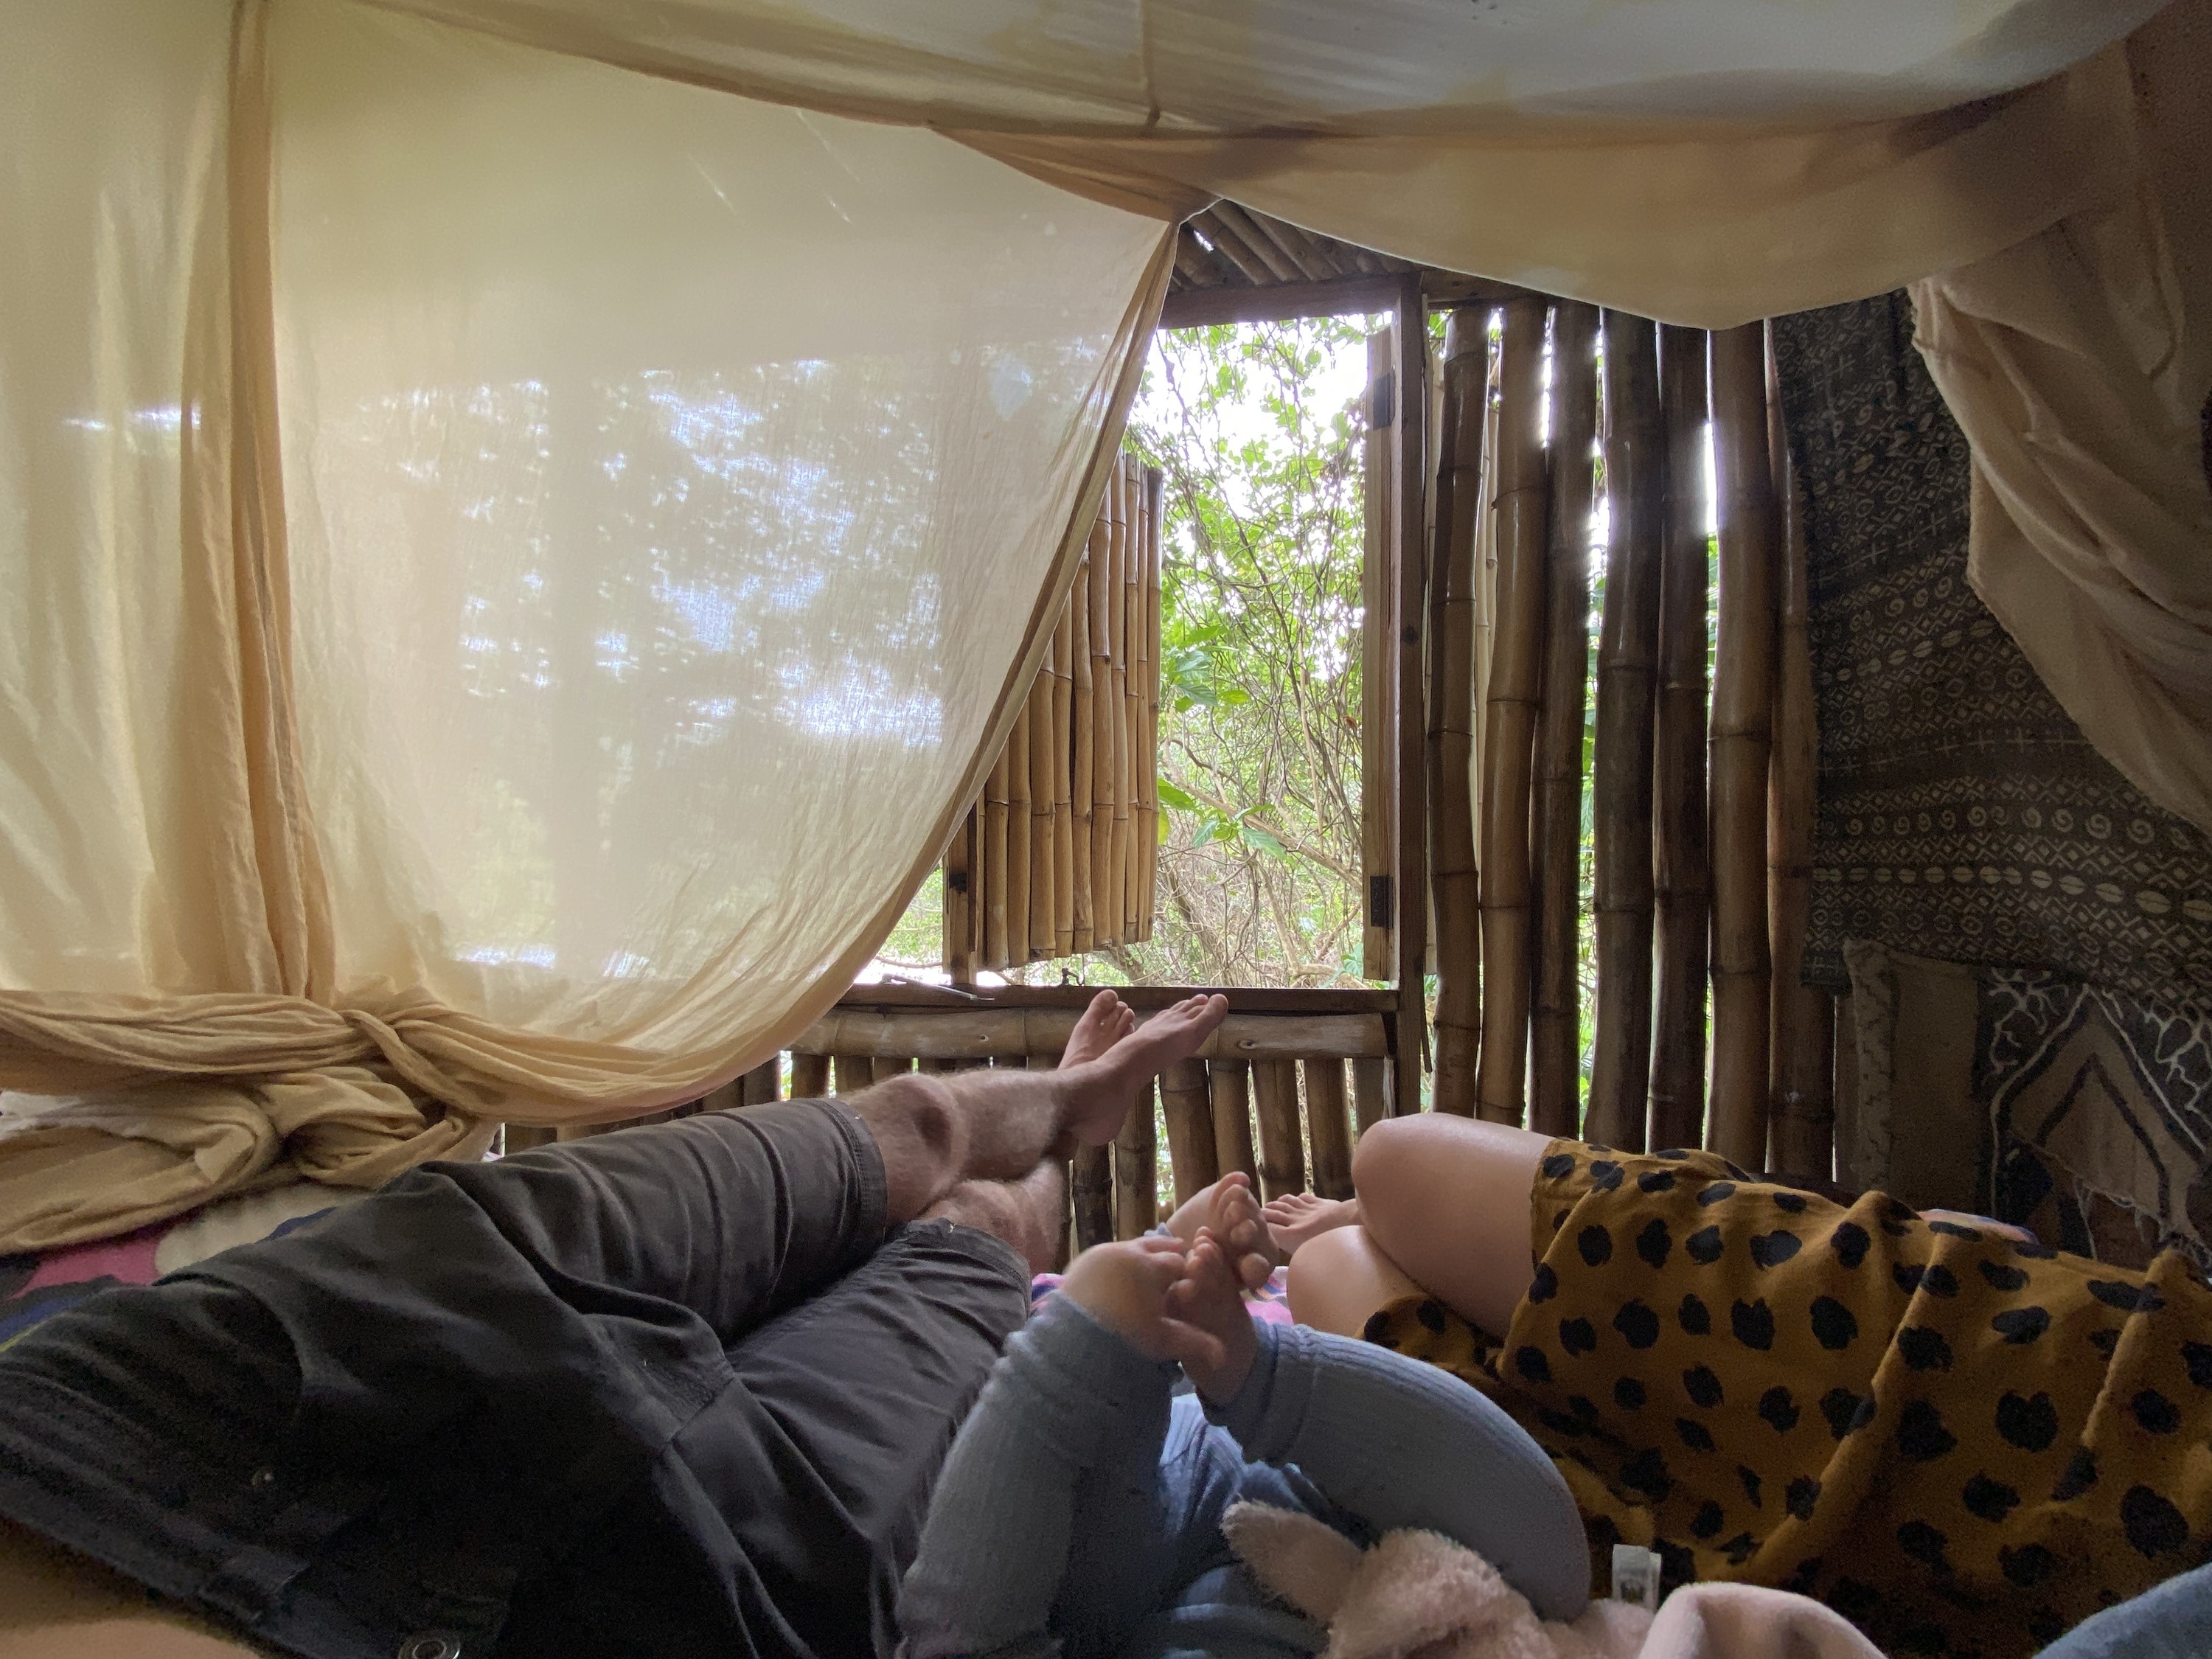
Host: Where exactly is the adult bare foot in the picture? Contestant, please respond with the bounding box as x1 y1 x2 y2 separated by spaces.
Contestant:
1262 1192 1361 1256
1164 1232 1260 1405
1060 994 1228 1147
1060 990 1136 1070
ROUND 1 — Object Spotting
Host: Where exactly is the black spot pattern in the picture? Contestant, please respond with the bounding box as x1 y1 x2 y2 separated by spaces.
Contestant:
1683 1364 1723 1408
1587 1159 1625 1192
2052 1449 2098 1501
2183 1340 2212 1388
1738 1465 1764 1508
1579 1225 1614 1267
1540 1152 1577 1180
1691 1499 1725 1539
1615 1376 1648 1411
1927 1220 1982 1240
1637 1169 1677 1194
1697 1182 1738 1207
1678 1293 1711 1335
1809 1296 1860 1350
1558 1317 1598 1357
1819 1388 1866 1440
1731 1298 1776 1351
2090 1327 2122 1358
2132 1389 2180 1434
1787 1475 1821 1520
1992 1306 2051 1345
1621 1447 1673 1501
1514 1346 1552 1384
2000 1544 2056 1587
1686 1225 1725 1265
1637 1218 1673 1269
2087 1280 2165 1314
1527 1262 1559 1304
1613 1300 1661 1350
1994 1391 2059 1453
2122 1486 2190 1557
1759 1385 1801 1433
1830 1222 1871 1269
1898 1400 1958 1461
1677 1416 1717 1453
1773 1192 1809 1214
1568 1394 1600 1422
1897 1520 1952 1573
1416 1300 1448 1333
1978 1259 2029 1293
1962 1473 2021 1523
1898 1326 1953 1372
1721 1532 1759 1566
1750 1231 1803 1269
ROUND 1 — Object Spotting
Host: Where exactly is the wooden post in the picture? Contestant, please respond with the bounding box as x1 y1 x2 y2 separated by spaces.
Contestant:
1475 297 1551 1126
1052 597 1077 958
983 743 1011 970
1708 322 1778 1172
1351 1057 1389 1138
1252 1058 1306 1200
1121 468 1147 940
1160 1058 1218 1207
1211 1058 1258 1183
1392 277 1432 1119
1105 459 1131 942
789 1052 830 1099
1765 326 1836 1178
1072 1142 1114 1251
1429 312 1486 1118
741 1060 782 1105
1587 311 1663 1151
1006 698 1034 967
832 1054 874 1096
1072 529 1099 952
1530 303 1600 1137
1360 327 1397 979
1113 1080 1159 1239
1028 637 1057 962
1090 463 1118 946
1651 324 1712 1153
1305 1058 1355 1200
1138 466 1164 941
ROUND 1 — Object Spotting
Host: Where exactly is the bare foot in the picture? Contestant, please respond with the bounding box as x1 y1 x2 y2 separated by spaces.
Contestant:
1262 1192 1361 1256
1060 990 1136 1070
1060 994 1229 1147
1207 1173 1278 1289
1164 1231 1261 1404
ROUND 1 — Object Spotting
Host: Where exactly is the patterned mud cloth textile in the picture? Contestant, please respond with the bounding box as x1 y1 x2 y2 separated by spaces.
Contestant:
1770 293 2212 1009
1366 1141 2212 1659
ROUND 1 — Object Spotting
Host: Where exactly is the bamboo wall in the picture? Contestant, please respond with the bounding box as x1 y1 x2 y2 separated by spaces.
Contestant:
945 451 1164 977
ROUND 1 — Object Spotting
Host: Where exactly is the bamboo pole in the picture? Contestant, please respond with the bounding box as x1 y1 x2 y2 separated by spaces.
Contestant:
1651 324 1712 1152
1251 1059 1306 1200
1072 530 1098 953
1765 326 1836 1178
1053 595 1077 957
1113 1079 1159 1239
983 739 1011 970
1005 696 1034 967
1098 459 1127 943
1587 311 1663 1151
1305 1058 1355 1200
789 1052 830 1099
1475 297 1551 1126
741 1060 782 1105
1072 1142 1113 1251
832 1054 874 1096
1211 1058 1258 1183
1120 467 1144 940
944 807 978 982
794 1006 1388 1062
1708 322 1778 1171
1029 639 1057 962
1530 303 1600 1137
1429 312 1487 1117
1138 466 1164 941
1391 280 1432 1119
1351 1057 1389 1137
1160 1058 1217 1207
1360 327 1396 979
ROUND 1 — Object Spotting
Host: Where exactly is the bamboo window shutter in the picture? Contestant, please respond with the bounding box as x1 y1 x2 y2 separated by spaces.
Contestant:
945 453 1165 976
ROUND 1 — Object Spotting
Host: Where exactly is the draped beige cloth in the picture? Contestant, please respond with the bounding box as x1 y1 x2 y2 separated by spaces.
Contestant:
3 0 2204 1250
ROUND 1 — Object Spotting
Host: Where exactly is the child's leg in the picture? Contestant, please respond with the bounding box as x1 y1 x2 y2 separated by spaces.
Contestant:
1284 1223 1424 1335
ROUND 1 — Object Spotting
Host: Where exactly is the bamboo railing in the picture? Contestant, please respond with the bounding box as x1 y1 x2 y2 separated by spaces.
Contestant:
947 452 1163 976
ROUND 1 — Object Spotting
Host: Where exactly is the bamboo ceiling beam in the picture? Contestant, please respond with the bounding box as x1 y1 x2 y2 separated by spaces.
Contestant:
1160 270 1535 330
1708 322 1778 1172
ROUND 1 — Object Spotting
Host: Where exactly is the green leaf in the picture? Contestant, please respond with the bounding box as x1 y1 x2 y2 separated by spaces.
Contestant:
1155 779 1200 813
1238 823 1287 856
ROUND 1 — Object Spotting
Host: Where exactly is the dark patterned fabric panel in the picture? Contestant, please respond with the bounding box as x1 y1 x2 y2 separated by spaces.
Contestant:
1771 293 2212 1006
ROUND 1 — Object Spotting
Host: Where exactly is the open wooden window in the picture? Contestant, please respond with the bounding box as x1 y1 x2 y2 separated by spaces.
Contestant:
942 451 1163 975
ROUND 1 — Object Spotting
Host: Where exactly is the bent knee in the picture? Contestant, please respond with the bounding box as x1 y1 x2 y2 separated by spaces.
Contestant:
863 1071 960 1160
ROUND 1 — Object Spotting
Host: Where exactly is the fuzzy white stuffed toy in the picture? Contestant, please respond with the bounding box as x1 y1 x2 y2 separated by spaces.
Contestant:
1220 1502 1884 1659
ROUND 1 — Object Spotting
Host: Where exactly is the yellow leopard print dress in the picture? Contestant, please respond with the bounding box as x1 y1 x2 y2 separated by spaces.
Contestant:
1366 1141 2212 1658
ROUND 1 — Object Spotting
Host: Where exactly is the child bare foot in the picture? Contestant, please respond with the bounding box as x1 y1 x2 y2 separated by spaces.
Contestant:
1059 995 1229 1147
1060 990 1136 1070
1206 1173 1276 1291
1262 1192 1361 1256
1163 1232 1260 1405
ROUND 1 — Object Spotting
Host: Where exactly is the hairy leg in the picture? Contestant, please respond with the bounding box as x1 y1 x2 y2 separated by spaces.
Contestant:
851 992 1228 1225
921 1160 1067 1275
1349 1114 1551 1340
1283 1224 1424 1337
